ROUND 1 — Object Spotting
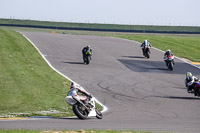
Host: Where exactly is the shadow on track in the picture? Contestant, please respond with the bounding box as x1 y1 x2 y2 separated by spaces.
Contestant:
118 59 200 75
62 61 84 65
173 86 186 90
118 59 170 73
153 95 200 100
144 67 168 71
54 117 99 120
121 56 145 59
56 117 79 120
29 116 80 120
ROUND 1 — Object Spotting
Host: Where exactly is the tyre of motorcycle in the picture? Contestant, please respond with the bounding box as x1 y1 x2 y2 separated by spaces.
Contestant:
146 52 150 59
83 56 86 64
86 56 90 64
197 89 200 97
72 103 88 119
144 49 150 59
95 109 103 119
194 91 200 97
168 61 173 71
194 84 200 97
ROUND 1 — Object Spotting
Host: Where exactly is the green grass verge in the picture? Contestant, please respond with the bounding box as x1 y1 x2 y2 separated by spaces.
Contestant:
115 34 200 62
0 129 40 133
0 28 74 117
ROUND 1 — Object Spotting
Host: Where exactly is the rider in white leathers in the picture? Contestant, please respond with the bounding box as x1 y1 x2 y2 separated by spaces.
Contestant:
69 82 92 99
141 40 151 56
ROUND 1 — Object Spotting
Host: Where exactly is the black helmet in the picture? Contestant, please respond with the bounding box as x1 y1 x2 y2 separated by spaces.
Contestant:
70 82 75 89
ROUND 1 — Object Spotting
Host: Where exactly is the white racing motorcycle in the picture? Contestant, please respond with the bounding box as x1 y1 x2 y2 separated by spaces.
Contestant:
65 88 103 119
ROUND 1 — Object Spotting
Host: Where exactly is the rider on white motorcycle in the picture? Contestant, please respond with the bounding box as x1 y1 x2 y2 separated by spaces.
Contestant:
185 72 199 93
66 82 103 119
69 82 92 102
141 40 151 56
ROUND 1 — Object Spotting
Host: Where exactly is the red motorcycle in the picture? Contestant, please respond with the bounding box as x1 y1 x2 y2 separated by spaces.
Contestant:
164 55 174 71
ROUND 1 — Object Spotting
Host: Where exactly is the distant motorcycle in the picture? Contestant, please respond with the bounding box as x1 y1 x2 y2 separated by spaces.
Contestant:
143 47 151 59
65 88 102 119
164 55 174 71
83 50 91 64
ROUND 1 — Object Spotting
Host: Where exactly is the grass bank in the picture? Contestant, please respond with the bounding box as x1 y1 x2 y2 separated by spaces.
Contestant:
0 28 73 117
116 34 200 62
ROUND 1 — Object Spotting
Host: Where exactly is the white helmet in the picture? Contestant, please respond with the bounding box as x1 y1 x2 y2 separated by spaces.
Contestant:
166 49 171 52
144 40 148 45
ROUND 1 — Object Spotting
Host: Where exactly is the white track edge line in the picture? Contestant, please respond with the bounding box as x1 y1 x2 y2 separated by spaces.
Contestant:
20 32 108 113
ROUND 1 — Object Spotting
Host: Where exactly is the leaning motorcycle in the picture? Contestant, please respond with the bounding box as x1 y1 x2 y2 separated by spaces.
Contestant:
143 47 150 59
65 88 103 119
185 80 200 97
164 55 174 71
83 50 91 64
193 82 200 97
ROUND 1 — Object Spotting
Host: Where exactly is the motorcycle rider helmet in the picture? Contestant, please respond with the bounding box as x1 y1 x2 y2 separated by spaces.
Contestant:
144 40 148 45
186 72 192 81
87 45 90 49
166 49 171 53
70 82 75 89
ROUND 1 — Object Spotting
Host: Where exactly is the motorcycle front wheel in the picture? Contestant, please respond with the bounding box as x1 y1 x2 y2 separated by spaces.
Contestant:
73 104 88 119
95 109 103 119
86 56 90 64
146 52 150 59
168 61 173 71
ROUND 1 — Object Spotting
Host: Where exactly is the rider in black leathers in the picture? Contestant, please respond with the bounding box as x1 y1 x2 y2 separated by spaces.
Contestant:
164 49 174 65
82 45 92 61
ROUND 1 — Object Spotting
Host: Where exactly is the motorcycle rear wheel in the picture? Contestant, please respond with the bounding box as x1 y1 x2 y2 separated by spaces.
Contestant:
194 88 200 97
146 53 150 59
83 56 90 64
73 104 88 119
86 57 90 64
144 49 150 59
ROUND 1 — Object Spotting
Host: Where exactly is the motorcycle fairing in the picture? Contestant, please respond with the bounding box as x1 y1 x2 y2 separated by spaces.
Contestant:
65 96 77 106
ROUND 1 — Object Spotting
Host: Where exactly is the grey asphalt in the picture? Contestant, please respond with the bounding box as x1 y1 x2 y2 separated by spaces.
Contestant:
1 32 200 132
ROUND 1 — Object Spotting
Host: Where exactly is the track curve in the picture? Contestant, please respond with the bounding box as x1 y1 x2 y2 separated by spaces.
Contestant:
1 32 200 132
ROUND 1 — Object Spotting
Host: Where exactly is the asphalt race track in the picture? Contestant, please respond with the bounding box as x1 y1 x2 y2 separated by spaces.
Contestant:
1 32 200 132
